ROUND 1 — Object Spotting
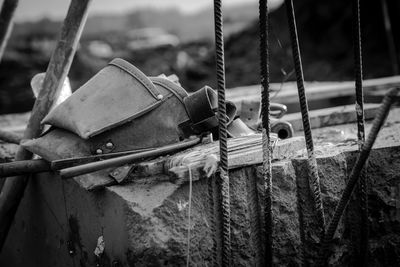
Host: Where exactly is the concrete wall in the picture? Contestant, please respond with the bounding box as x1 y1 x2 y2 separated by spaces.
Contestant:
1 114 400 266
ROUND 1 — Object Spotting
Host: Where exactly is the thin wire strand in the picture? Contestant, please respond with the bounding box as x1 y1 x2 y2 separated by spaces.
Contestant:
186 165 193 267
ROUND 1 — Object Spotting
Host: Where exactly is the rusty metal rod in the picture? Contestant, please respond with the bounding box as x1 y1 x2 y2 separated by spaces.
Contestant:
0 129 22 144
352 0 369 265
318 87 399 265
0 0 19 62
285 0 326 241
0 0 92 251
60 137 201 179
0 159 50 177
213 0 232 265
259 0 273 265
0 138 200 179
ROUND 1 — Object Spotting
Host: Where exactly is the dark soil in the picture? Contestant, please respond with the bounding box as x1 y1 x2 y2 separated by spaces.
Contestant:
0 0 399 114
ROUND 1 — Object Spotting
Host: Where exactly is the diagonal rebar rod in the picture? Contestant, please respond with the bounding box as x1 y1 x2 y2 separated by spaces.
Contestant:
213 0 231 265
0 0 92 251
318 87 399 265
259 0 273 265
352 0 369 265
285 0 326 239
0 0 19 62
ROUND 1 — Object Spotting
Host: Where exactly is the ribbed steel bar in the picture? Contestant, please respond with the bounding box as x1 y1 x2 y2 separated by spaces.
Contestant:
352 0 369 265
285 0 326 238
0 0 92 251
259 0 273 265
0 0 19 62
213 0 231 265
353 0 365 148
207 175 218 266
319 87 399 265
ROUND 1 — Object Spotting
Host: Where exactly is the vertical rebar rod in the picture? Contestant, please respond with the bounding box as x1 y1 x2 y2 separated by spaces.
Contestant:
213 0 231 265
208 175 218 266
319 87 399 264
380 0 400 75
0 0 92 251
353 0 365 148
352 0 369 265
259 0 273 265
285 0 326 238
0 0 19 62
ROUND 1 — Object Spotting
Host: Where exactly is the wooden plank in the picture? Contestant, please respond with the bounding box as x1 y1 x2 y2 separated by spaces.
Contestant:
227 76 400 113
282 103 381 131
118 135 305 184
0 0 92 251
0 0 19 61
168 135 305 183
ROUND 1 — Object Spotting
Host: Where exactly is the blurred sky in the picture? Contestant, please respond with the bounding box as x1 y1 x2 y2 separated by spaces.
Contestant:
1 0 267 22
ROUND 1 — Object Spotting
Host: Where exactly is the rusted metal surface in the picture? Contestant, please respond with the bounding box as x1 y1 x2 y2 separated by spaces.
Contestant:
0 0 92 251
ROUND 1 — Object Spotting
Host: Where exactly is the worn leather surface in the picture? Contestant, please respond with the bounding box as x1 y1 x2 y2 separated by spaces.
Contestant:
22 58 256 192
42 58 165 139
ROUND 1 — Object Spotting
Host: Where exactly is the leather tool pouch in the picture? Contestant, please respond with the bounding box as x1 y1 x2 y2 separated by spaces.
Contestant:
22 58 253 161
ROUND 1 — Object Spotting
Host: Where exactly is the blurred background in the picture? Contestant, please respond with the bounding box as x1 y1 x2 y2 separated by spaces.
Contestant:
0 0 399 114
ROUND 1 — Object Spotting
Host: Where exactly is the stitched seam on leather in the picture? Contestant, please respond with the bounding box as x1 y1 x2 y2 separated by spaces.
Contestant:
151 79 188 104
108 61 161 99
87 94 174 138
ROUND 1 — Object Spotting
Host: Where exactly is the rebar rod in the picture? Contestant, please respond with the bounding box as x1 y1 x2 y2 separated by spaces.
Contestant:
208 175 218 266
285 0 326 239
319 87 399 265
352 0 369 265
0 0 92 251
213 0 231 265
0 0 19 62
259 0 273 265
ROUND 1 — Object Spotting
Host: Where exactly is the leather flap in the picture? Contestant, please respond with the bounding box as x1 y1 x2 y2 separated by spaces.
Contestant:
42 58 164 139
181 86 237 135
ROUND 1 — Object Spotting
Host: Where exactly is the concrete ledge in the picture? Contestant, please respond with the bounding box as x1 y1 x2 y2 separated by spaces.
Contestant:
1 109 400 266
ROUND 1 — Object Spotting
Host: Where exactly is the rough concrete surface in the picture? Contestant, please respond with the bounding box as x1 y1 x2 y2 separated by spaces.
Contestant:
0 108 400 266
